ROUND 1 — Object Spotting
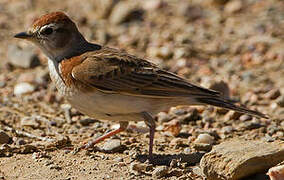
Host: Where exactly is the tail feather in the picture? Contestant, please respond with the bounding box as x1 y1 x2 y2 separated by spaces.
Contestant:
196 97 268 119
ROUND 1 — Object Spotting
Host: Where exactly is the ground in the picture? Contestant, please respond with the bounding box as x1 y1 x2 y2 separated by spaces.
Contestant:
0 0 283 179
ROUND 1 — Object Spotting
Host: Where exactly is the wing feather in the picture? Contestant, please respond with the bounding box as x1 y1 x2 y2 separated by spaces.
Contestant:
72 48 220 98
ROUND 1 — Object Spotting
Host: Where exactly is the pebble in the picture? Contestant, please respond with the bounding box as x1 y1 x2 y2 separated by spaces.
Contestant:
241 121 262 130
221 126 234 134
224 111 242 121
7 45 40 68
32 151 49 160
224 0 242 14
157 112 172 123
15 138 26 146
14 82 35 96
163 119 181 137
142 0 162 11
20 144 38 154
109 1 143 24
0 131 11 144
152 166 169 178
193 143 213 152
276 95 284 107
130 162 151 173
20 116 40 128
264 89 281 100
194 134 215 145
79 118 97 126
183 147 192 154
114 157 123 162
239 114 252 121
100 139 124 153
209 81 230 98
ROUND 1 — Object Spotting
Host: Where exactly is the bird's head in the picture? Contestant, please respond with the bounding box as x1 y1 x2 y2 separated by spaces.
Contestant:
14 12 87 61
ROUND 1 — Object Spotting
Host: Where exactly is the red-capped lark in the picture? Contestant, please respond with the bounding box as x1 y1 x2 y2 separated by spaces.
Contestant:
15 12 267 160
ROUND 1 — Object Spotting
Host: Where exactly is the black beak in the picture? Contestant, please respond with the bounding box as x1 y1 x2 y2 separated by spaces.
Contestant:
14 32 32 39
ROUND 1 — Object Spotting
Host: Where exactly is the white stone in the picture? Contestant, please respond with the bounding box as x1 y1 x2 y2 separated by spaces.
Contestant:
14 82 35 96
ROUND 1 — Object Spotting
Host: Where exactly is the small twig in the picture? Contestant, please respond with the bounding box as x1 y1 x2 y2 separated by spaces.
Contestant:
1 125 55 142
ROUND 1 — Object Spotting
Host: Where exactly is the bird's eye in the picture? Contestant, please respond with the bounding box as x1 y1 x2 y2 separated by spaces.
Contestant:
41 27 53 35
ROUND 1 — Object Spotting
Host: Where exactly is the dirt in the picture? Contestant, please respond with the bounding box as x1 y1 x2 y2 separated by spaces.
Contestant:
0 0 283 179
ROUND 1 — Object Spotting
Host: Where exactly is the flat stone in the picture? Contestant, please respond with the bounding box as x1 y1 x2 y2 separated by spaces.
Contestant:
100 139 124 153
200 139 284 180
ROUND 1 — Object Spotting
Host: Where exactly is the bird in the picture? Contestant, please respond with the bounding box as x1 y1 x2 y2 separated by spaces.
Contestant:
14 12 267 159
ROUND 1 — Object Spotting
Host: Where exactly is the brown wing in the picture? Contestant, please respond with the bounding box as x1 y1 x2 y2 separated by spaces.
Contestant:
71 48 220 98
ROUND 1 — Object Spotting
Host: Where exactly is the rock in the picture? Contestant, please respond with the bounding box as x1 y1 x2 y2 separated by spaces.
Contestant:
79 118 97 126
157 46 173 59
264 89 281 100
157 112 172 123
224 0 242 14
209 81 230 99
0 131 11 144
267 163 284 180
14 82 35 96
0 144 13 157
153 166 169 178
142 0 163 11
130 162 151 173
221 126 234 134
192 166 204 178
14 138 26 146
32 151 50 160
100 139 124 153
194 134 215 145
20 116 40 128
276 95 284 107
163 119 181 136
114 157 123 162
239 114 252 121
54 136 71 148
184 147 192 154
240 121 262 130
109 1 143 25
20 144 38 154
224 111 242 121
193 143 212 152
200 139 284 180
7 45 40 68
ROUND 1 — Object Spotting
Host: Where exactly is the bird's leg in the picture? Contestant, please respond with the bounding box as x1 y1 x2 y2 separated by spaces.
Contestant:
79 121 129 150
141 112 156 160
